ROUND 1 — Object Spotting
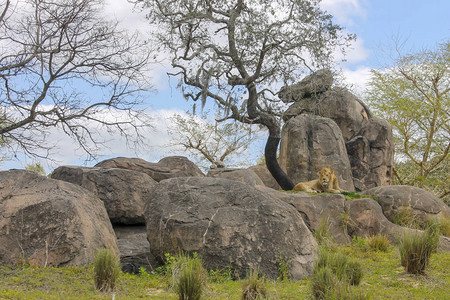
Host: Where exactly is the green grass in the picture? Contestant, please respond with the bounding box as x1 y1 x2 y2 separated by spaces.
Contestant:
0 247 448 299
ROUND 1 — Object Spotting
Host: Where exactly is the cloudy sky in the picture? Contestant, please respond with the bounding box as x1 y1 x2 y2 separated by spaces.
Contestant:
2 0 449 172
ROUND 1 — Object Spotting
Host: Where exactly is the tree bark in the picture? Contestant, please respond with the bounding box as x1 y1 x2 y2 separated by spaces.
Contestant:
265 136 294 190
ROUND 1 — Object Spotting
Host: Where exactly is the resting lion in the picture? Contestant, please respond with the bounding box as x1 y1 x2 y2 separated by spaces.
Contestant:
293 168 344 193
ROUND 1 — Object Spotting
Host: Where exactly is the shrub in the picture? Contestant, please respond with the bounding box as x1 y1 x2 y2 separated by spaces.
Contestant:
310 266 336 299
277 254 291 281
398 220 440 274
241 268 268 300
366 234 390 252
351 236 367 251
392 206 426 229
92 248 121 292
314 249 363 285
174 254 205 300
208 265 232 283
314 216 334 247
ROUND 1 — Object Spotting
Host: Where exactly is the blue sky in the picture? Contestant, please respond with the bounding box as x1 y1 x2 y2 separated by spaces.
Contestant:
2 0 449 172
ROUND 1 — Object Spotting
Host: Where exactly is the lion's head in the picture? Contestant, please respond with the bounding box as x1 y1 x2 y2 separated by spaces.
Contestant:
318 168 334 187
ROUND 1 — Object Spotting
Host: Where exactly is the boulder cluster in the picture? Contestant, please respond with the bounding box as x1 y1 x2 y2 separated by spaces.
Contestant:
276 69 394 191
0 156 448 279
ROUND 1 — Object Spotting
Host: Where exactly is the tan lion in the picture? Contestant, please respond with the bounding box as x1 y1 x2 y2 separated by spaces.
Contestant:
293 168 345 193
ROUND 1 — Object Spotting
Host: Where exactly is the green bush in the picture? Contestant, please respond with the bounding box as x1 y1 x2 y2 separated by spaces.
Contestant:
399 220 440 274
310 266 336 299
366 234 390 252
277 254 291 281
92 248 121 292
172 253 206 300
343 260 363 286
241 268 268 300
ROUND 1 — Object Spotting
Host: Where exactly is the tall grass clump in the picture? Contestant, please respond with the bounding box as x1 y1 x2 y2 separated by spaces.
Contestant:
172 253 206 300
366 234 390 252
398 220 440 274
92 248 121 292
311 248 365 299
314 216 334 247
241 268 268 300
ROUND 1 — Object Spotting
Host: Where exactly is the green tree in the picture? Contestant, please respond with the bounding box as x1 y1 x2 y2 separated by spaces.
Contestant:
167 113 260 170
366 42 449 201
135 0 354 190
25 162 46 176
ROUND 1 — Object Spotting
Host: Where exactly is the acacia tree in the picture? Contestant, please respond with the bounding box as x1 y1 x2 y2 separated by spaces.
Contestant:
0 0 152 160
136 0 353 190
167 112 260 169
366 42 449 199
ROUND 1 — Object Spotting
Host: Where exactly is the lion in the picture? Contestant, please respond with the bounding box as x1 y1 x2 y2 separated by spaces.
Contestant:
293 168 345 193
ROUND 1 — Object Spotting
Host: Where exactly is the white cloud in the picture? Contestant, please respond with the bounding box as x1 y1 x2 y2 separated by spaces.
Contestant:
321 0 367 26
341 66 372 96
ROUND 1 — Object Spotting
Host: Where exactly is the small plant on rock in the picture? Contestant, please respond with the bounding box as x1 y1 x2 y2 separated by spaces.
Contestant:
241 268 268 300
399 219 440 274
93 248 121 292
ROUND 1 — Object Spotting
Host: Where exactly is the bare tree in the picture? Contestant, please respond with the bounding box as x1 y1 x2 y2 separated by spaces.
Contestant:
0 0 152 160
135 0 354 190
167 112 260 170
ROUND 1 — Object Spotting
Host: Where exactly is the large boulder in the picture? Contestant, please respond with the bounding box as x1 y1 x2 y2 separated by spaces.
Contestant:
95 156 204 182
51 166 157 225
281 87 370 141
256 186 351 244
363 185 450 224
144 177 318 280
0 170 118 267
279 69 334 103
207 168 264 187
279 114 354 191
347 119 394 191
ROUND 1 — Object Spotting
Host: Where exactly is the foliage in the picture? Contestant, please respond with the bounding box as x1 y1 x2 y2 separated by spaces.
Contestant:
0 0 152 160
366 234 391 252
155 253 177 278
351 236 367 251
241 269 268 300
208 266 233 283
174 253 206 300
398 220 440 274
366 41 449 202
92 248 121 292
167 112 260 170
25 162 47 176
315 249 363 286
277 254 291 281
136 0 354 190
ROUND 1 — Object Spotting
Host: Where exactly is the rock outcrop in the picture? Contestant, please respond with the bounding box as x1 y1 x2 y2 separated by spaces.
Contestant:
279 114 355 191
277 69 393 191
0 170 118 267
144 177 318 280
248 164 281 190
207 168 264 187
51 166 157 225
363 185 450 224
95 156 204 182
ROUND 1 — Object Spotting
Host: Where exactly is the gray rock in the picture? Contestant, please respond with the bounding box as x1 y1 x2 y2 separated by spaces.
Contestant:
95 156 204 182
363 185 450 224
279 114 355 191
345 197 450 251
144 177 318 280
51 166 157 225
256 186 351 244
279 69 333 103
248 164 281 190
114 225 157 274
0 170 118 267
348 118 394 191
207 168 264 187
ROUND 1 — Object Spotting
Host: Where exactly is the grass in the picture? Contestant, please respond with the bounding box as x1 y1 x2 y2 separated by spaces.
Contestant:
92 248 121 292
0 246 448 299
